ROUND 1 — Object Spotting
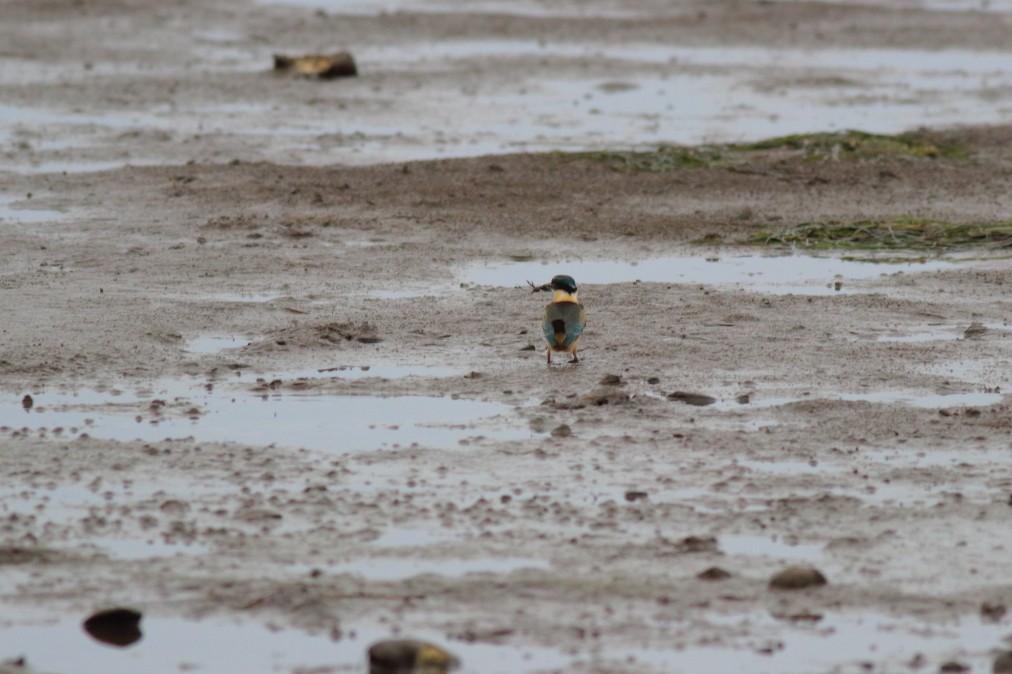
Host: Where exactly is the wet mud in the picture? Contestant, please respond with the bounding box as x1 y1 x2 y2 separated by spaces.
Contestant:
2 1 1012 673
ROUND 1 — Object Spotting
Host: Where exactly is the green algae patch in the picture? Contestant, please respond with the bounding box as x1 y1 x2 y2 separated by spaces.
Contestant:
573 146 726 172
751 217 1012 250
731 130 966 160
573 130 966 174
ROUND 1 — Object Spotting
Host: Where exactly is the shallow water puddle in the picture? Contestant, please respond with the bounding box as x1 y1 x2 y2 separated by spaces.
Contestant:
0 614 568 674
184 336 246 354
6 383 528 452
81 538 209 560
0 199 63 224
720 534 824 561
877 322 1012 342
861 447 1012 468
467 255 952 295
620 611 1011 674
848 480 998 507
743 389 1003 409
322 556 550 580
295 364 464 379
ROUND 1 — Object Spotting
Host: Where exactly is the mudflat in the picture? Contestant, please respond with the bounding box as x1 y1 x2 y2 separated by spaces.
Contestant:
2 1 1011 673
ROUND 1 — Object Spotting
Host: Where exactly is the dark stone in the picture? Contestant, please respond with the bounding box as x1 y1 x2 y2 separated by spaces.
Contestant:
667 391 717 406
21 394 32 410
981 601 1007 622
939 662 969 673
624 490 648 502
599 374 623 386
83 607 142 647
550 424 572 438
769 566 828 590
697 566 731 581
676 536 719 554
993 651 1012 674
368 639 459 674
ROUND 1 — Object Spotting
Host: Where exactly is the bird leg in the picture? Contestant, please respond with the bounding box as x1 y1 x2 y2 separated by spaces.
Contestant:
546 347 552 365
569 350 579 364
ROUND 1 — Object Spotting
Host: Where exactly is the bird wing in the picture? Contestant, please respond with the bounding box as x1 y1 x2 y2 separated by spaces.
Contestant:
543 302 585 348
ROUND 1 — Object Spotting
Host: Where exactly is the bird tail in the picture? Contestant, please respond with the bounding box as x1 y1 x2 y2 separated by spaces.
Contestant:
551 319 567 345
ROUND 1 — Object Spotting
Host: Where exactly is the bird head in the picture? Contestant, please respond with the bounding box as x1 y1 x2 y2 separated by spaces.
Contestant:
550 275 578 294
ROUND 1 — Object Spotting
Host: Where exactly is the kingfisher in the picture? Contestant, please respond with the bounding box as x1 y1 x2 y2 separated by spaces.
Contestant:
530 274 586 365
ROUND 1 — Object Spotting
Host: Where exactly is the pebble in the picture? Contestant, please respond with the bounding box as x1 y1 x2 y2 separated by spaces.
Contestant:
994 651 1012 674
667 391 717 406
368 639 459 674
83 607 142 647
768 566 828 590
697 566 731 581
550 424 572 438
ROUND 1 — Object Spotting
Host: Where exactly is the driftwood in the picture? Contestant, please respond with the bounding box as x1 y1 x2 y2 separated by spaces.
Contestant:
273 51 357 79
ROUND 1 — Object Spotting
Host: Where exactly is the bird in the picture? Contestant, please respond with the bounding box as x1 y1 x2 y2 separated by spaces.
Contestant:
532 274 586 365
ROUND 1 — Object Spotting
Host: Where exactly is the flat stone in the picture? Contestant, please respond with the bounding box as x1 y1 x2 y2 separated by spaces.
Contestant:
769 565 828 590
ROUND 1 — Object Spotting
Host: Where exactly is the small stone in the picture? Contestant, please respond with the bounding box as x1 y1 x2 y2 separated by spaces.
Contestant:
368 639 459 674
647 377 661 385
667 391 717 406
20 395 33 411
980 601 1007 622
676 535 719 554
550 424 572 438
963 322 988 339
697 566 731 581
769 566 828 590
736 394 750 404
83 607 143 647
520 344 536 351
993 651 1012 674
624 490 648 502
939 661 969 673
599 374 622 386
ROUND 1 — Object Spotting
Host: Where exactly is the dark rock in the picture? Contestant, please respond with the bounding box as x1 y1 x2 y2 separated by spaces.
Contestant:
667 391 717 406
624 490 648 502
993 651 1012 674
963 322 988 339
769 566 828 590
83 607 142 647
676 535 719 554
520 344 536 351
599 374 623 386
697 566 731 581
20 394 32 411
550 424 572 438
647 377 661 385
981 601 1007 622
939 661 969 673
368 639 459 674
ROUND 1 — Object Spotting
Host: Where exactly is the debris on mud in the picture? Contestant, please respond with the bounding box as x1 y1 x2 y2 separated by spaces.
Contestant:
272 51 357 78
368 639 459 674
